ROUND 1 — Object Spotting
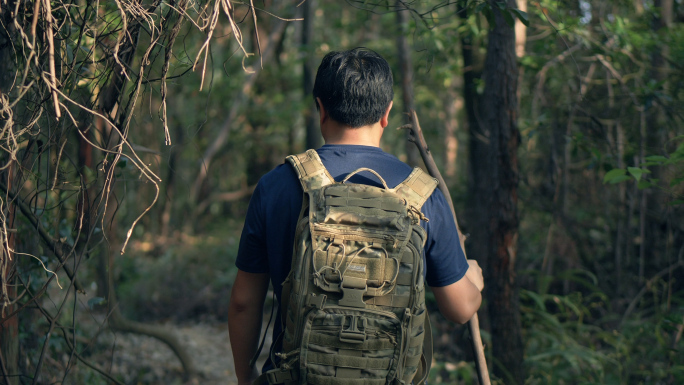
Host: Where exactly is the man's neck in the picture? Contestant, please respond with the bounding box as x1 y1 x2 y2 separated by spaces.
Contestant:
322 120 383 147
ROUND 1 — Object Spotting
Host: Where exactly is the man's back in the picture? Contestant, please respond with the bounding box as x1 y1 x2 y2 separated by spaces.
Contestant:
236 144 469 369
228 48 482 385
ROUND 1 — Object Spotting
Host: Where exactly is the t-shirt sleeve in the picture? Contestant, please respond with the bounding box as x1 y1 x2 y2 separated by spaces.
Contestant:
235 180 269 274
422 189 469 287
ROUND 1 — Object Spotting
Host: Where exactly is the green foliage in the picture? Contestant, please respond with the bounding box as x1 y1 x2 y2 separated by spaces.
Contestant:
602 136 684 203
117 221 242 321
522 273 684 384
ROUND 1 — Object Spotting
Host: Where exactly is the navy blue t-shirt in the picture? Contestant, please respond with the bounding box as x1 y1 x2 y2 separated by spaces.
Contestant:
235 144 468 368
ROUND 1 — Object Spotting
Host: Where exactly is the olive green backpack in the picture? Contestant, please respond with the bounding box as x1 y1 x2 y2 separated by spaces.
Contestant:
263 150 437 385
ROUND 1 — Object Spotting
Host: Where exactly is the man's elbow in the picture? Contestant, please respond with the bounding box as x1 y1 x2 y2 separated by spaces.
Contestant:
451 292 482 324
228 289 260 315
433 279 483 324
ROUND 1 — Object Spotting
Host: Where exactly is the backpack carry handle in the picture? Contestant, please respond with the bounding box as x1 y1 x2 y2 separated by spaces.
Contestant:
342 168 389 190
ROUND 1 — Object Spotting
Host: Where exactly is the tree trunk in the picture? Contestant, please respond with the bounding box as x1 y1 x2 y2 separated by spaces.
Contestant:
642 0 673 280
396 4 420 167
515 0 527 59
443 84 461 183
0 182 18 385
459 2 490 336
482 1 524 383
302 0 321 150
159 120 183 242
0 1 18 382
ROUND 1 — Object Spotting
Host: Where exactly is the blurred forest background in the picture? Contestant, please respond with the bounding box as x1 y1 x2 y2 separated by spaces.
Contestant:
0 0 683 384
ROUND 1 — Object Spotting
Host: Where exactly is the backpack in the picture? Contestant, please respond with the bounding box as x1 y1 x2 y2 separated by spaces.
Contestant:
263 149 437 385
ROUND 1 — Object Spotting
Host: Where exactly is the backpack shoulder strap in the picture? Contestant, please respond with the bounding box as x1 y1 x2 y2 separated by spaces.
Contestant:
394 167 438 209
286 149 335 192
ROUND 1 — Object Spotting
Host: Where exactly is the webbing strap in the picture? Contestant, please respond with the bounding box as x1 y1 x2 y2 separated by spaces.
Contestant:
308 352 391 370
307 374 386 385
286 150 335 193
308 333 396 351
394 168 438 209
365 294 410 308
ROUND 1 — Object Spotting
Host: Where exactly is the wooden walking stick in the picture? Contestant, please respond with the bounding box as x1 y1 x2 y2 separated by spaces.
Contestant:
402 110 492 385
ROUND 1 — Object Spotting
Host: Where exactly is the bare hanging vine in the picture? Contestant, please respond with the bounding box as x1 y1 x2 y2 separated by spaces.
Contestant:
0 0 281 381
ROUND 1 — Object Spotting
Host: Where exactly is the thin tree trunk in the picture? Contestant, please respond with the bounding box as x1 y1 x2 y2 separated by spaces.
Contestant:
515 0 527 59
459 3 489 336
159 121 183 242
302 0 321 150
0 171 18 385
0 2 18 382
396 4 420 167
482 1 524 383
642 0 673 278
444 85 461 182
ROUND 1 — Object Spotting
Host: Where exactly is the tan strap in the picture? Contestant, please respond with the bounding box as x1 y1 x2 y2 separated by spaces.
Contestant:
308 374 386 385
364 293 410 308
308 352 391 370
308 333 397 351
286 149 335 193
394 168 438 209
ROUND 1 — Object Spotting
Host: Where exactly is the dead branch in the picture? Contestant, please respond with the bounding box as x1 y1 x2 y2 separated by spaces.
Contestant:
400 110 491 385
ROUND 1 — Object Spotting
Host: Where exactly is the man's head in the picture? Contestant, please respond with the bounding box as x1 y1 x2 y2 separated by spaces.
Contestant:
313 48 394 128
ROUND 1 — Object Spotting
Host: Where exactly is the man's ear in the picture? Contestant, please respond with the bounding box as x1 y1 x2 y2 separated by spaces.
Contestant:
317 97 328 126
380 101 393 128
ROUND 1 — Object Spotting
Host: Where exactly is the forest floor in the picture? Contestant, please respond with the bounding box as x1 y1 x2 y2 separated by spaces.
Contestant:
97 321 239 385
78 315 274 385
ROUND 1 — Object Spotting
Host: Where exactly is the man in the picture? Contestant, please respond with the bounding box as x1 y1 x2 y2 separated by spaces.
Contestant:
228 48 484 385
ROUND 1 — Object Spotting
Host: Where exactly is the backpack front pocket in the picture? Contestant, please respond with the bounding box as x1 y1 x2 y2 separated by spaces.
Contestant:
299 308 403 384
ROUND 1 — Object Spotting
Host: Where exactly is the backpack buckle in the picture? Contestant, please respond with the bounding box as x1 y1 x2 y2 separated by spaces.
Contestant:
339 315 366 344
339 277 367 308
306 293 327 309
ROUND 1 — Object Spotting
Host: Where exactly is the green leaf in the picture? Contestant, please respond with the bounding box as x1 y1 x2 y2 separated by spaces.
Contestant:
496 1 507 10
670 176 684 187
603 168 626 184
503 9 515 27
474 2 488 14
609 175 632 184
637 179 652 190
87 297 106 309
627 167 650 182
669 200 684 206
510 9 530 26
482 7 495 28
645 155 668 163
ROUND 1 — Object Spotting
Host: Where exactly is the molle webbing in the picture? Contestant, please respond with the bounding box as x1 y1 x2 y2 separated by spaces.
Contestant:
286 149 335 193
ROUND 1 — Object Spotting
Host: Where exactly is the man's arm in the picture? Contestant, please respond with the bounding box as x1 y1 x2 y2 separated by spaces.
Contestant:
431 260 484 324
228 270 270 385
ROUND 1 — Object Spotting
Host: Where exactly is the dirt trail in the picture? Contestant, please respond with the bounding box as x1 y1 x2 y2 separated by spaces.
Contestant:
98 322 238 384
96 318 274 385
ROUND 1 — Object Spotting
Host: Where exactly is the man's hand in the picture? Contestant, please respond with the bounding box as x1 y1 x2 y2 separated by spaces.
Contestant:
466 259 484 292
237 366 259 385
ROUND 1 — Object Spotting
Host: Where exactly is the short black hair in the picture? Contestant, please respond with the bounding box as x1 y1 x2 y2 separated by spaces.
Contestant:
313 48 394 128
